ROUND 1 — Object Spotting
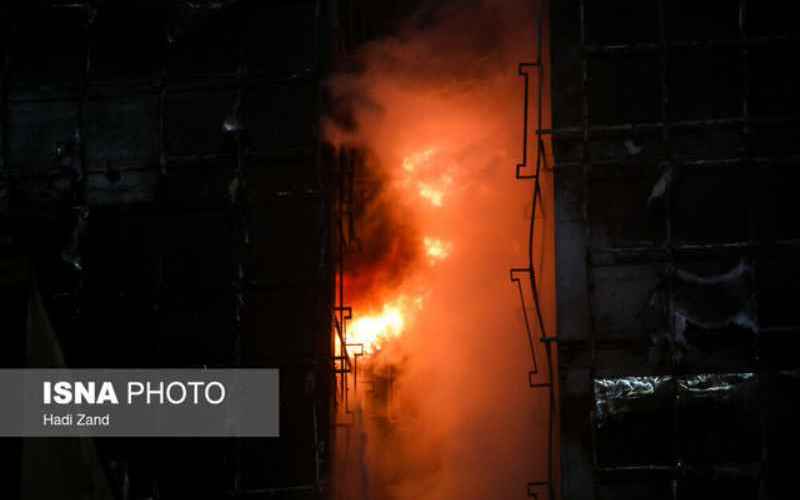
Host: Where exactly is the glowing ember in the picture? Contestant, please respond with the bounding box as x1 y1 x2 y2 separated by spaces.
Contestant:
424 237 452 264
419 183 444 207
402 148 437 173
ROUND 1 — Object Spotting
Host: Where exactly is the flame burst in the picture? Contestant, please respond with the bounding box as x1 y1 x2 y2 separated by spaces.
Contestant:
346 296 423 354
343 147 454 357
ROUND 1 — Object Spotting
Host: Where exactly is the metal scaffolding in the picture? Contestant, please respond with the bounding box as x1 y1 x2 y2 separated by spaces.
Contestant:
547 0 800 498
1 1 340 498
333 146 356 414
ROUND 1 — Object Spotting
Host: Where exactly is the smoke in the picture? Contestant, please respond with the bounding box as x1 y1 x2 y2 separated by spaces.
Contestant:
328 1 547 499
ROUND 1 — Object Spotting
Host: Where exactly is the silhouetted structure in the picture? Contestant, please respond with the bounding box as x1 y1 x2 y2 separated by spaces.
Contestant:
549 1 800 499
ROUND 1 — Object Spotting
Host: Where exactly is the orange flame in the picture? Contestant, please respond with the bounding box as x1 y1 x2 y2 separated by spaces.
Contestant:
424 237 452 264
342 147 453 357
419 183 445 207
402 147 437 173
343 295 423 355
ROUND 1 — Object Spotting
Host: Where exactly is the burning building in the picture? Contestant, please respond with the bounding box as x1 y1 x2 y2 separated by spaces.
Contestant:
327 2 550 498
1 0 798 499
2 1 543 498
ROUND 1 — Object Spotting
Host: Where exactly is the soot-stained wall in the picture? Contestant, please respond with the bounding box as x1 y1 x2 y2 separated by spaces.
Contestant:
549 2 800 499
0 1 345 498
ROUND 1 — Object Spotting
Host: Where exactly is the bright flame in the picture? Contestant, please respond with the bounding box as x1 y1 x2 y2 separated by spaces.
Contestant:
342 146 455 357
345 296 422 355
424 237 452 264
402 148 437 173
419 183 444 207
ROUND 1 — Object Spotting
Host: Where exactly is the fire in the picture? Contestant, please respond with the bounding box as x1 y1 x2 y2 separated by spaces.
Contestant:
424 237 452 264
402 147 437 173
400 148 453 207
419 183 444 207
342 147 453 358
344 296 423 355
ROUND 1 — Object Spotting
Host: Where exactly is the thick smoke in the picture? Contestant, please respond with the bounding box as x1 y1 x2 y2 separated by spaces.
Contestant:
328 1 548 499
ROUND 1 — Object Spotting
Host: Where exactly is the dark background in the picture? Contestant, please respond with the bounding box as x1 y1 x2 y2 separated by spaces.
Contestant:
0 1 406 498
3 1 800 499
550 1 800 500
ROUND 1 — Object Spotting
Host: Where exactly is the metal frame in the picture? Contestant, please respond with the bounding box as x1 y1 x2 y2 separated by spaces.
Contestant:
2 1 338 498
333 146 356 416
540 0 800 497
512 3 556 499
